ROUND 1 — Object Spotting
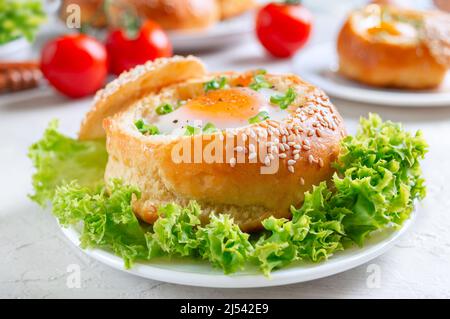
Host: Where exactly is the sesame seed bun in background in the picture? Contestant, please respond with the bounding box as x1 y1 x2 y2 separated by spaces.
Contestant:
59 0 256 31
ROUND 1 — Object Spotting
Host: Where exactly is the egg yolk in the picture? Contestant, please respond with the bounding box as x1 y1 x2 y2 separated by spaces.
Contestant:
368 21 402 36
183 87 265 121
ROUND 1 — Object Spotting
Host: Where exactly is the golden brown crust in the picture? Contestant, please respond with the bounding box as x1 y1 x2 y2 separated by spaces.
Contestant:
217 0 257 20
337 5 448 89
98 60 346 232
127 0 219 30
59 0 256 31
79 55 206 140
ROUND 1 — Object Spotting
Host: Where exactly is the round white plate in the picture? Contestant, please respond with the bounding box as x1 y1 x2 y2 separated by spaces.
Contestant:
167 12 255 52
292 42 450 107
60 209 416 288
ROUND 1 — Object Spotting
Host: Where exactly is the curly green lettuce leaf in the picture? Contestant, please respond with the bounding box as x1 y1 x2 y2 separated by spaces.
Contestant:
252 114 427 274
197 214 253 274
333 114 428 244
28 120 107 206
151 201 202 256
52 180 157 268
253 183 345 275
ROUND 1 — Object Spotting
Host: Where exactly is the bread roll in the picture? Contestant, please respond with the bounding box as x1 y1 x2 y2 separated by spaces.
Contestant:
80 56 346 232
337 4 449 89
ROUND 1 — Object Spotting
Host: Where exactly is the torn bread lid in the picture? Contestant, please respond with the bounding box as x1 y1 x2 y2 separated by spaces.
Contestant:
423 12 450 68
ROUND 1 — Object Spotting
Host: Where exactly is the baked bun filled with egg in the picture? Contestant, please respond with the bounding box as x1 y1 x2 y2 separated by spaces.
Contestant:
80 56 346 232
337 4 449 89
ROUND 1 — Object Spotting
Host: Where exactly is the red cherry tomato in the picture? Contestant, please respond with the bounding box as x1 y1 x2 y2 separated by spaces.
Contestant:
41 34 108 98
256 2 313 58
106 20 173 75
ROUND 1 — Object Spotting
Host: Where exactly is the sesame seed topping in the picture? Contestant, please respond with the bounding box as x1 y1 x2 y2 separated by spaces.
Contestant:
318 158 324 168
230 157 236 167
249 152 257 160
288 166 295 173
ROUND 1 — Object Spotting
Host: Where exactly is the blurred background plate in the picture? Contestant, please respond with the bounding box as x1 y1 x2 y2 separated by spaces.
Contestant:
293 42 450 107
167 11 254 52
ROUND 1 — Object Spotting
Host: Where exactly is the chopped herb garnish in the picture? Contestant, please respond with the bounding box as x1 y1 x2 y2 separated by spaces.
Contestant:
270 88 297 110
249 74 271 91
204 77 228 92
203 122 218 134
135 119 159 135
184 125 201 136
155 103 174 115
248 111 270 124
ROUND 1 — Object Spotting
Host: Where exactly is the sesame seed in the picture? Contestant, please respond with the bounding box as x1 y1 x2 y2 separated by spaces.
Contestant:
279 144 285 152
279 153 287 159
293 149 300 155
294 144 301 149
249 152 257 160
300 178 305 186
302 145 311 151
235 146 245 153
288 159 296 166
288 166 295 173
318 158 324 168
264 156 271 166
308 154 315 164
283 143 290 150
316 129 322 137
294 154 300 160
230 157 236 167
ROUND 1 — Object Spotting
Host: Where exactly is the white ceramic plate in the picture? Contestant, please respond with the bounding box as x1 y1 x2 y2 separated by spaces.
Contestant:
292 42 450 107
59 209 416 288
167 11 254 52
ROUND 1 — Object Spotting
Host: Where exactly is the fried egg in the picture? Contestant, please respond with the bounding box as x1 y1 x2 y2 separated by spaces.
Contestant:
152 87 291 135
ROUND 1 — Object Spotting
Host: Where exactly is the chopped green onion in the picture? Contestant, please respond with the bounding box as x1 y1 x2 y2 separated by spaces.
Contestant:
184 125 201 136
203 122 218 134
248 111 270 124
135 119 159 135
270 88 297 110
155 103 175 115
204 77 228 92
249 74 271 91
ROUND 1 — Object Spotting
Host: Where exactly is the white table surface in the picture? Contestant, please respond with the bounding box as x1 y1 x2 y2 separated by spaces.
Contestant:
1 8 450 299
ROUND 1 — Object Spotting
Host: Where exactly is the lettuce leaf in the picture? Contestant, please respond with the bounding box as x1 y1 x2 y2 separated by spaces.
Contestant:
334 114 427 244
28 120 107 206
29 114 428 275
52 180 153 268
252 114 427 274
151 201 202 256
197 214 253 274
